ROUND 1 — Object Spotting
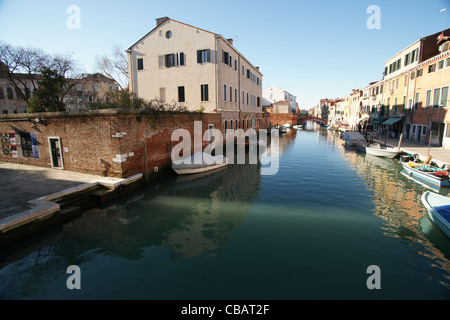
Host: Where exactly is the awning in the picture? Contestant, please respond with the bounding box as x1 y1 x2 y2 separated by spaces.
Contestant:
373 118 387 123
382 117 402 125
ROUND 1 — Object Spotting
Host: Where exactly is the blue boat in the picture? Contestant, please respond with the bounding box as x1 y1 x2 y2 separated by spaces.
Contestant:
400 160 450 188
421 192 450 238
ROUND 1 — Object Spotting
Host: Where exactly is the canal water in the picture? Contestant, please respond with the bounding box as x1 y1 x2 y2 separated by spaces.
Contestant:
1 125 449 300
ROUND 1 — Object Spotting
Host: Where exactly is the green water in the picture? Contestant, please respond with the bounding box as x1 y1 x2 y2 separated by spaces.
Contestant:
1 128 449 300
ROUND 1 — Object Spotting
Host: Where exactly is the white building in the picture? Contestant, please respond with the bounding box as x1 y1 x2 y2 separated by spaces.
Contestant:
127 17 263 130
262 86 296 113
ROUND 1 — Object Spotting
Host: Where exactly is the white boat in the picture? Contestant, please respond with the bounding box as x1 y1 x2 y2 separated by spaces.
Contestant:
172 152 228 175
365 144 402 158
421 191 450 238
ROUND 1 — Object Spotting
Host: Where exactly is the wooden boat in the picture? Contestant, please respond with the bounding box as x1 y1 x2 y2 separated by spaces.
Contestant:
365 144 402 158
172 152 228 175
421 191 450 238
400 158 450 188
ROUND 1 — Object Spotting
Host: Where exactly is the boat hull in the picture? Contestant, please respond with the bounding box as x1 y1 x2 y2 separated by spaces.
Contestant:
421 192 450 238
401 162 450 188
366 147 401 158
173 162 227 175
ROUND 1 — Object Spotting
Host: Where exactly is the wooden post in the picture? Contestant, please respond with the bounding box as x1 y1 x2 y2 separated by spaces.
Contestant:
384 127 389 146
397 133 403 150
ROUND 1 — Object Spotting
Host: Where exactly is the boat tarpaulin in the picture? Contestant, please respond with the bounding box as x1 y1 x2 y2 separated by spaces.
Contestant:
382 117 402 125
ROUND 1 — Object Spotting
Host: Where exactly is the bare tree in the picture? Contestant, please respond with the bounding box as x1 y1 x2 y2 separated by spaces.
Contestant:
95 45 128 90
0 42 80 103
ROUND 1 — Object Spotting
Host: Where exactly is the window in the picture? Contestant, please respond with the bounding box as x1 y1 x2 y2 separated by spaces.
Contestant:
178 86 185 103
247 93 249 105
410 71 415 80
433 88 441 108
0 87 3 99
257 97 260 107
417 69 423 77
247 69 250 79
428 63 436 73
230 86 233 103
201 84 209 102
446 124 450 138
446 57 450 67
404 53 411 66
165 54 175 67
426 90 432 108
7 87 13 99
408 99 413 110
242 91 244 104
411 48 418 62
137 58 144 70
224 84 227 101
441 86 449 108
235 89 237 104
166 31 172 39
438 60 444 70
422 126 427 136
234 60 237 71
414 92 419 109
222 50 229 65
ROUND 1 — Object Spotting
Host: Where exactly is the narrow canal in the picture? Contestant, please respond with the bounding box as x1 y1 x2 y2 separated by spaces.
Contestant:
1 125 449 299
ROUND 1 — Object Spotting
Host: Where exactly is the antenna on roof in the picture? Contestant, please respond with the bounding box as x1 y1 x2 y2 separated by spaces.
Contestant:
441 8 447 35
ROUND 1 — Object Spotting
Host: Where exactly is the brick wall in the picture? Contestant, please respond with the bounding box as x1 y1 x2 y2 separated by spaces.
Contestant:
269 113 298 127
0 110 222 180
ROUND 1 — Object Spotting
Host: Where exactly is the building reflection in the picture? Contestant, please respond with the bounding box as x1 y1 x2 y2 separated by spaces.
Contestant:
59 159 262 261
335 138 450 278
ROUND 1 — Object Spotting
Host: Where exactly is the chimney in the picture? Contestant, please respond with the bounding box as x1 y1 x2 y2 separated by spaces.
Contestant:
227 38 233 46
256 67 260 71
156 17 169 26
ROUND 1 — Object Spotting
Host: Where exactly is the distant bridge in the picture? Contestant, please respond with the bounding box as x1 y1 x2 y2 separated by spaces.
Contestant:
298 117 328 125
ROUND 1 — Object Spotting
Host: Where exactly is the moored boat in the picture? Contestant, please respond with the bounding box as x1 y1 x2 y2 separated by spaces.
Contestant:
421 191 450 238
279 125 287 133
172 152 228 175
365 144 402 158
400 158 450 188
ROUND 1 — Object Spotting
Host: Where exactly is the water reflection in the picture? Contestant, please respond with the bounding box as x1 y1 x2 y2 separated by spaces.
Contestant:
1 126 449 299
324 128 450 287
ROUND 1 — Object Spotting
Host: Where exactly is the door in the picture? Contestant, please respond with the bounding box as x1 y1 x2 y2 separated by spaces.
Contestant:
49 137 63 168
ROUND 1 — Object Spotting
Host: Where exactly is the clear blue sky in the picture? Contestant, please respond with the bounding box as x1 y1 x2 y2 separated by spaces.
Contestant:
0 0 448 108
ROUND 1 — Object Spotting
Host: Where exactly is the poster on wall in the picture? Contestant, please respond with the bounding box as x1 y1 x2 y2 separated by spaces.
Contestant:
1 132 14 157
9 132 18 158
31 132 39 158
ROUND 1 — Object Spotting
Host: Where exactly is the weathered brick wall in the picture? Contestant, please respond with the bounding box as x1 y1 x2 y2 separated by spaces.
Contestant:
269 113 298 127
0 110 222 179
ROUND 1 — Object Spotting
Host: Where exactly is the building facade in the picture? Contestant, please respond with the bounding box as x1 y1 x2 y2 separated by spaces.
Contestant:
262 86 297 113
127 17 263 131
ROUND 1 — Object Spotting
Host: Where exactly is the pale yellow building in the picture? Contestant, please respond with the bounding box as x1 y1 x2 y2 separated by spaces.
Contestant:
127 17 263 131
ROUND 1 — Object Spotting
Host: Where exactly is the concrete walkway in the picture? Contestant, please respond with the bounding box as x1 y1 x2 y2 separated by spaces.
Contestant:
382 136 450 166
0 162 125 220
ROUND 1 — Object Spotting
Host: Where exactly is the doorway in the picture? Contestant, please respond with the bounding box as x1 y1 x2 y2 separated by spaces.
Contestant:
48 137 63 168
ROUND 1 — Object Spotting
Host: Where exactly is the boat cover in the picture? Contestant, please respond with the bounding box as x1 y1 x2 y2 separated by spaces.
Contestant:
172 152 226 169
435 205 450 223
